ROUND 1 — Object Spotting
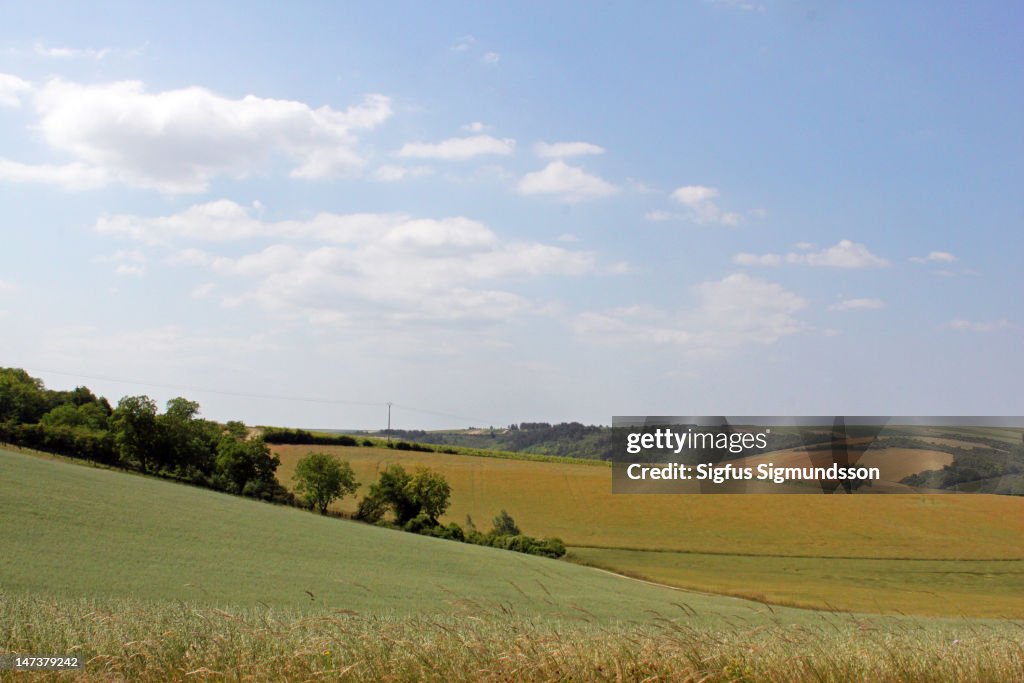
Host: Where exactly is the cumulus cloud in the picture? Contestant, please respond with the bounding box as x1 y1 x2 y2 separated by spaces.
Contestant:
534 141 605 159
734 240 889 269
97 201 609 324
94 249 146 276
947 319 1012 333
517 161 618 202
574 273 807 353
910 251 958 264
481 52 501 65
827 298 885 312
2 76 391 192
397 135 515 161
98 200 269 243
0 73 31 107
668 185 742 225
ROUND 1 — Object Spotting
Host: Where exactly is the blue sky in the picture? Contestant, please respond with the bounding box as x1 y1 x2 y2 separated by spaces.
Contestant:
0 1 1021 429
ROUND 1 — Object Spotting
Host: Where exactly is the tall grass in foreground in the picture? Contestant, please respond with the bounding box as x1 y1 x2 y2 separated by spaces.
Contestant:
2 593 1023 682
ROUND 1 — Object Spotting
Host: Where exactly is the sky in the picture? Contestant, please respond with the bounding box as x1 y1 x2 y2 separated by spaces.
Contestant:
0 1 1021 430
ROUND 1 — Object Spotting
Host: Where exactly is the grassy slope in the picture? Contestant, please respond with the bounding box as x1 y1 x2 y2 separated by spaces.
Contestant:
272 444 1024 617
0 448 813 626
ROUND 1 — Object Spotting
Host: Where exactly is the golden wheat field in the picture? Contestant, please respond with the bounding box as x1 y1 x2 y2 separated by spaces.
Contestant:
272 444 1024 617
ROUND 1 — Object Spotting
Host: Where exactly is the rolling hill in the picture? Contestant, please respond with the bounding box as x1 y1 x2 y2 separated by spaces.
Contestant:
0 447 801 625
271 443 1024 617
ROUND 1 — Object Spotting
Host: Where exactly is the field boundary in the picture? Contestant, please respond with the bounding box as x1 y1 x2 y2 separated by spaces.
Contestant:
568 543 1024 563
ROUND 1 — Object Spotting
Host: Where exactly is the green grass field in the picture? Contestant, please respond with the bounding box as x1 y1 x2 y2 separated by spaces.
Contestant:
4 447 1024 681
271 444 1024 617
0 448 802 624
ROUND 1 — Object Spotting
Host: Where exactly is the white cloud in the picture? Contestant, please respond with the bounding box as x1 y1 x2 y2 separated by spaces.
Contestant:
114 264 146 277
517 161 618 202
0 73 31 107
0 279 17 293
947 319 1012 333
910 251 958 264
91 248 147 275
451 36 499 65
828 298 885 312
669 185 742 225
788 240 889 268
0 159 110 190
6 77 391 192
191 282 216 299
534 141 605 159
372 164 434 182
397 135 515 161
97 200 265 243
99 201 501 250
168 248 214 266
733 252 782 266
462 122 488 132
33 43 117 60
98 201 609 324
452 36 477 52
574 273 807 353
672 185 718 205
644 210 681 222
39 325 276 370
734 240 889 269
95 249 147 271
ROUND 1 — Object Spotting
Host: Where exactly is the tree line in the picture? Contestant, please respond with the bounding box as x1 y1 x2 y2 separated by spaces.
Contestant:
1 368 567 557
0 368 292 503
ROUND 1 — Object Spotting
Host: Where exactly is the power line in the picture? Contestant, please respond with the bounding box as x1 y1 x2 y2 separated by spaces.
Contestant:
21 367 496 425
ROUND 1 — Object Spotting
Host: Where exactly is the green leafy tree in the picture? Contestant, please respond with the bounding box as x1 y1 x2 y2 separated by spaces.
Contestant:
405 469 451 523
357 464 451 525
354 492 388 523
40 402 109 431
293 452 358 514
491 509 520 536
215 436 280 495
0 368 49 425
111 395 159 472
224 420 248 439
157 397 218 475
371 464 416 522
